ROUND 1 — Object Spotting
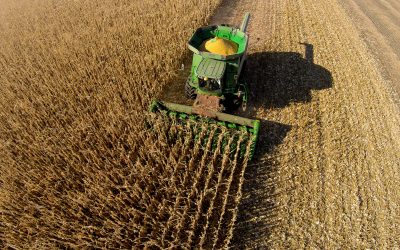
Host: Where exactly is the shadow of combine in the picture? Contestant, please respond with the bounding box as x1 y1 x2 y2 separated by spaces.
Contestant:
239 43 333 156
246 45 332 113
231 44 333 248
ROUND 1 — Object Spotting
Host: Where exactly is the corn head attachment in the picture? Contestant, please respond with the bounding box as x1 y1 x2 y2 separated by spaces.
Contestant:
150 100 260 160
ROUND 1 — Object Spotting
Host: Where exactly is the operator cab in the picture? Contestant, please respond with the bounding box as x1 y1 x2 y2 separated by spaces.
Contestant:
196 58 225 94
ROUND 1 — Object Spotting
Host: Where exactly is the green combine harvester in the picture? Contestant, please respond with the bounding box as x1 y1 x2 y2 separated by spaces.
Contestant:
150 13 260 159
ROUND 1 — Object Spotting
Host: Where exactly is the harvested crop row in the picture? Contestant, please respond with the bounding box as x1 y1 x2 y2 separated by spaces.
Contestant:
0 0 253 248
217 0 400 248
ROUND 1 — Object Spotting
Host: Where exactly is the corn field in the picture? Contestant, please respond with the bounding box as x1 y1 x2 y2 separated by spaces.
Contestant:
2 0 400 249
0 0 254 248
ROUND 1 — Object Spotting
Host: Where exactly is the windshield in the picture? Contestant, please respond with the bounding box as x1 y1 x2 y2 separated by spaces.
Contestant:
198 77 221 91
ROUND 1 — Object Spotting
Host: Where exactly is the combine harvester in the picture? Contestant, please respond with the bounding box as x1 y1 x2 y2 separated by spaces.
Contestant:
151 13 260 159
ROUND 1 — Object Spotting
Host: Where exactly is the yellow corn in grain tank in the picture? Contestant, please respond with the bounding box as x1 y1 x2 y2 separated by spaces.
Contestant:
201 37 238 56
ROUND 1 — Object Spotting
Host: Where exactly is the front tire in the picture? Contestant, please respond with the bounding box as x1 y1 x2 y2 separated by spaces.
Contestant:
185 78 197 100
239 60 249 111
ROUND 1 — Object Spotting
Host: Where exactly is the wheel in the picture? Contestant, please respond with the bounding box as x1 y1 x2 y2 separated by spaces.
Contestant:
239 60 249 111
185 78 197 99
222 94 241 112
241 98 247 111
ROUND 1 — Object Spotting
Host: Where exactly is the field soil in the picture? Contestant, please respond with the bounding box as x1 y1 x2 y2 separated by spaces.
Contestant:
205 0 400 248
339 0 400 102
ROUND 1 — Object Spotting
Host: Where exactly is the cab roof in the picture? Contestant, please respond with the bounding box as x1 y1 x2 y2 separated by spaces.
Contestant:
196 58 226 79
